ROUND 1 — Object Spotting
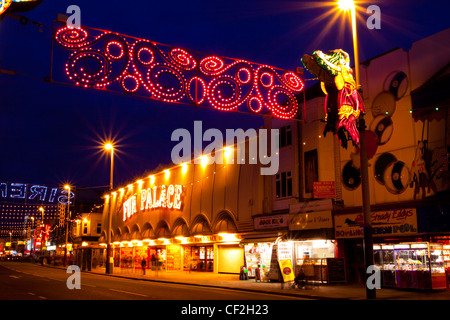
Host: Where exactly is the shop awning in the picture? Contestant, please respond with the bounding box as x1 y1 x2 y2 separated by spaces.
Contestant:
282 229 335 241
240 231 281 243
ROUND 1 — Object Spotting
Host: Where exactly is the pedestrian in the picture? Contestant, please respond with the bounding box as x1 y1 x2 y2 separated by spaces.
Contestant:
293 267 306 289
255 265 261 282
151 252 156 271
141 257 147 275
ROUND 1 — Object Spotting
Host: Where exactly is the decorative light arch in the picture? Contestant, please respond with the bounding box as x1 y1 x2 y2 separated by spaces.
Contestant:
53 22 304 119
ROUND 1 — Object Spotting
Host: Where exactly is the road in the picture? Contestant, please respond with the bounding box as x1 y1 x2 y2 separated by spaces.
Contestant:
0 262 306 301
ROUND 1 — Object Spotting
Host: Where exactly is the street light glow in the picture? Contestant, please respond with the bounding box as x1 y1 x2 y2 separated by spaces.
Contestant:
338 0 354 11
104 143 113 150
64 184 70 190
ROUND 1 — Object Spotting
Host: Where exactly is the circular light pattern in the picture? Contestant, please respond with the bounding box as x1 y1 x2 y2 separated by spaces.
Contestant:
187 76 206 105
247 96 263 113
144 63 185 102
121 73 140 93
55 26 89 49
266 86 298 119
282 71 304 92
132 40 157 67
236 67 252 84
200 56 225 76
260 72 274 88
65 49 110 88
207 75 242 111
169 48 197 71
105 41 125 60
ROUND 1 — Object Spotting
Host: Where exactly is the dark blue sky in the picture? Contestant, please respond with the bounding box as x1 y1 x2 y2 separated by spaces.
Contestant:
0 0 448 191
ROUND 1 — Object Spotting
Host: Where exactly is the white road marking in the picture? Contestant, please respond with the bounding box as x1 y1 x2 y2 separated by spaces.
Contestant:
109 288 148 297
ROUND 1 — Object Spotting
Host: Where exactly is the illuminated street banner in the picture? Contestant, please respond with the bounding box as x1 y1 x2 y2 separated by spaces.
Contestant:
52 22 304 119
0 182 74 205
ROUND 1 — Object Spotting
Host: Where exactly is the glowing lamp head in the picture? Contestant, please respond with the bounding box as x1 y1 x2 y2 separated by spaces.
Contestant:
338 0 354 11
201 155 208 167
104 143 113 150
224 147 232 161
64 185 70 190
164 169 170 179
181 163 188 174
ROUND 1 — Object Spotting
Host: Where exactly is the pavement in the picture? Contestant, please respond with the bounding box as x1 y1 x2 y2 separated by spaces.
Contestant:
46 264 450 300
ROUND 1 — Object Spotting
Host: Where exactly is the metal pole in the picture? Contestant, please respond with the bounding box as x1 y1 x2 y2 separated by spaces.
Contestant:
106 147 114 274
351 5 375 299
64 188 71 267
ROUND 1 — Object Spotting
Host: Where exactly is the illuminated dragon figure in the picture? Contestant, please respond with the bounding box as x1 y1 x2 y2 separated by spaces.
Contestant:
302 49 364 148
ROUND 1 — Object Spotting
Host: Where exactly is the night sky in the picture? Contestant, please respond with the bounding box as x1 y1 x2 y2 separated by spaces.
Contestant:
0 0 448 193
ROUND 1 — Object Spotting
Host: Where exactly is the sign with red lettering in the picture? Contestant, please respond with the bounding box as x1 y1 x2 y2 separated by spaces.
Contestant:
313 181 335 199
335 208 418 238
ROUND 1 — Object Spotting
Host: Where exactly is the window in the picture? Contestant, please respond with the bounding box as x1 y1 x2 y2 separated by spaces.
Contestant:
276 171 293 198
83 222 88 235
304 149 319 194
279 125 292 148
96 223 101 234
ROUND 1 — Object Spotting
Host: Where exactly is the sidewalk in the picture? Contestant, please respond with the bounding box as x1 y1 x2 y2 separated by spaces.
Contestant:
71 266 450 300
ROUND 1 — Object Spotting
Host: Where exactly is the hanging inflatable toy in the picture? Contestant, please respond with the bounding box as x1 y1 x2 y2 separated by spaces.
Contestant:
302 49 365 149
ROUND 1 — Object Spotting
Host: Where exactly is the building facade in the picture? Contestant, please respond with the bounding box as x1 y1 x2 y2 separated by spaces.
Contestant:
100 29 450 290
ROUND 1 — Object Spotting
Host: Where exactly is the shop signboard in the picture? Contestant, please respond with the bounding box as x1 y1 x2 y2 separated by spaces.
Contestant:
313 181 335 199
254 214 289 230
278 259 295 282
289 199 332 214
277 242 294 282
335 208 418 238
289 210 332 230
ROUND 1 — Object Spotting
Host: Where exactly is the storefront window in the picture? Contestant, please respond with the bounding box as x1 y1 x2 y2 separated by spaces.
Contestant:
244 243 273 279
294 240 335 265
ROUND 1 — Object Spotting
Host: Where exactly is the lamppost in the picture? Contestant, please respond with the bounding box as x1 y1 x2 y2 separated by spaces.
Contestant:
104 142 114 274
39 207 44 252
63 185 71 267
337 0 375 299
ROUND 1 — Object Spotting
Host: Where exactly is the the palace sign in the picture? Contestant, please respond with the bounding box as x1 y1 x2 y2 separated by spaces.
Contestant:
123 184 183 221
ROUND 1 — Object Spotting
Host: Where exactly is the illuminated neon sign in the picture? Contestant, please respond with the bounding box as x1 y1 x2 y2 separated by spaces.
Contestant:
123 184 183 221
0 182 74 205
53 23 304 120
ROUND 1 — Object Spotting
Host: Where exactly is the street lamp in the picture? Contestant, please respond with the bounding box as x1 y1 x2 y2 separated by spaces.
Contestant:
38 207 45 254
337 0 375 299
104 142 114 274
63 185 71 267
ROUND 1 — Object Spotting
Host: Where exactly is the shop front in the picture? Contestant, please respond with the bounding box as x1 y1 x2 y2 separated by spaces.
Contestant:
107 234 242 274
335 207 448 290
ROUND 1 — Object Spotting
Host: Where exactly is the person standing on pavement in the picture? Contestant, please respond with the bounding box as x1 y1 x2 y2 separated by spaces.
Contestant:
151 252 156 271
141 257 147 275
